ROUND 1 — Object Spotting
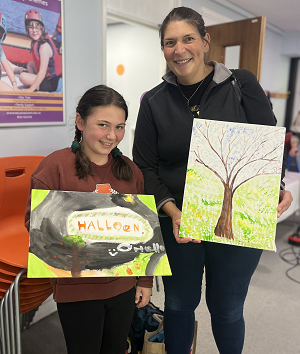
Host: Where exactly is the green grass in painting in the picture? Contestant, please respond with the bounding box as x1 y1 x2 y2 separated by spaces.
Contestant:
153 254 172 276
27 253 56 278
137 195 157 213
28 252 171 278
31 189 50 211
180 165 279 250
102 252 171 276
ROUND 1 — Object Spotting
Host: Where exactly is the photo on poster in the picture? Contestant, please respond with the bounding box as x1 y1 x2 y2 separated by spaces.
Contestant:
179 119 286 251
0 0 64 126
28 190 172 278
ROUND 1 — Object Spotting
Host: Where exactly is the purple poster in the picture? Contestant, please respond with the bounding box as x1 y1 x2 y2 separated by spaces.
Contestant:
0 0 64 126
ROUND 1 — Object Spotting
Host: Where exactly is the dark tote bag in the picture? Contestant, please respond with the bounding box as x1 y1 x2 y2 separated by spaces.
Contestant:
129 302 164 353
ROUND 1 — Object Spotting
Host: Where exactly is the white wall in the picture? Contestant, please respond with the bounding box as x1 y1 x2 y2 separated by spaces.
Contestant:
106 22 162 158
282 30 300 57
0 0 104 158
260 28 290 127
1 0 293 159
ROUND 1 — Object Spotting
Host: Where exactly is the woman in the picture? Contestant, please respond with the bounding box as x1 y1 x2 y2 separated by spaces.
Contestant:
133 6 292 354
25 85 152 354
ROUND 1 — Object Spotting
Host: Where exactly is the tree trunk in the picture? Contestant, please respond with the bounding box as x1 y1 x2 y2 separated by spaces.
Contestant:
71 244 82 277
214 184 234 240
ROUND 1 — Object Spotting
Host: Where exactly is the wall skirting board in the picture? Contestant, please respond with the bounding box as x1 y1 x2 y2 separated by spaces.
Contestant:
31 295 56 325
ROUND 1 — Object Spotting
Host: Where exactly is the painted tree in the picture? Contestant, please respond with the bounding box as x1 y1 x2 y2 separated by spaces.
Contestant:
55 235 88 277
191 120 284 240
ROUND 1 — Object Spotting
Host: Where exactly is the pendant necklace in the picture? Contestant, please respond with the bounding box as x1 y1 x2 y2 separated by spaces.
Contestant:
178 77 205 106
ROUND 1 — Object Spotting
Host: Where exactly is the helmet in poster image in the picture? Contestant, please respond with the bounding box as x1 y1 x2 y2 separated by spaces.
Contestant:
24 9 45 27
0 12 7 43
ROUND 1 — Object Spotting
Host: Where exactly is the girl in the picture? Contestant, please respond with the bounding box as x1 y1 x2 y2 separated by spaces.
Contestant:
20 9 62 92
25 85 152 354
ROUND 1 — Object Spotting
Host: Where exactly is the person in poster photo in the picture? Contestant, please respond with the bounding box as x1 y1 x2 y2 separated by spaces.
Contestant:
20 8 62 92
49 14 62 54
0 11 19 91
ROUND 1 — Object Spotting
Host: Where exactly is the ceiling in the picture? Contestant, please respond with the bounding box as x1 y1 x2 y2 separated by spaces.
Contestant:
228 0 300 32
107 0 300 33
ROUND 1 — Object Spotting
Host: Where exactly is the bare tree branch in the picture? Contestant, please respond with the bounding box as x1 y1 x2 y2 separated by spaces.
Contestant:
193 148 226 187
233 168 281 194
228 128 279 182
229 141 283 190
195 124 228 177
193 123 283 196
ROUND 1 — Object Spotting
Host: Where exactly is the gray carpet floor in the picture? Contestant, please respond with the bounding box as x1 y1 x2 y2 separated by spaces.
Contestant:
21 216 300 354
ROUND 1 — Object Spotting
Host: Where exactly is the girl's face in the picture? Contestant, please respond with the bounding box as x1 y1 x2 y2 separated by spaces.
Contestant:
163 21 210 85
76 105 126 166
27 21 43 40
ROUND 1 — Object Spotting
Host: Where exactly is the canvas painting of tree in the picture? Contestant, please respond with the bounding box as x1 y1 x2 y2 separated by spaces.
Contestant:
179 119 286 250
28 190 171 277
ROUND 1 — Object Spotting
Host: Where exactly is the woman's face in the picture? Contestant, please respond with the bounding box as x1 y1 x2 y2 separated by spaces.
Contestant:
76 105 126 166
27 21 43 40
163 21 210 85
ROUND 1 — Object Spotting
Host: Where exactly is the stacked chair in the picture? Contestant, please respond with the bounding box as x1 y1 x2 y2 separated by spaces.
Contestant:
0 156 52 354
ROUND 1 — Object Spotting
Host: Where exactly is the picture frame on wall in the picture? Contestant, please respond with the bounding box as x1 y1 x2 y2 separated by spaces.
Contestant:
0 0 65 127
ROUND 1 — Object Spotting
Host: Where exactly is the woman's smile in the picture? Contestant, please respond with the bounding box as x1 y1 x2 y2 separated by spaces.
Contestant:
163 21 210 85
174 58 192 64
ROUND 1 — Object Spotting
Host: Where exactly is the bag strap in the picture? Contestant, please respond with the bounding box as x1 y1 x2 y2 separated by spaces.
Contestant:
230 69 242 103
230 69 278 126
153 314 164 331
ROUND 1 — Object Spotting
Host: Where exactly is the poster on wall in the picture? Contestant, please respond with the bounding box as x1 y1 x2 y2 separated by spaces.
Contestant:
0 0 64 127
179 119 285 251
28 190 172 278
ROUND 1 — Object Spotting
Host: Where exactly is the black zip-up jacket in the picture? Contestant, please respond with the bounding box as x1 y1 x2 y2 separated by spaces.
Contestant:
133 61 277 212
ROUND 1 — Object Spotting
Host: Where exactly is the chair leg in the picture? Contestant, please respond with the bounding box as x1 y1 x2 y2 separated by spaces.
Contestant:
8 284 16 354
0 268 26 354
0 294 6 354
14 269 26 354
0 288 12 354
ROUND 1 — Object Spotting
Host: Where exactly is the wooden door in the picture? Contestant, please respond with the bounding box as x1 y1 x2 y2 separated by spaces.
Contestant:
206 17 266 82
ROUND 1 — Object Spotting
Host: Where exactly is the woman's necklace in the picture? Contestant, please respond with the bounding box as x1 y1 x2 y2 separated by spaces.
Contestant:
178 78 205 106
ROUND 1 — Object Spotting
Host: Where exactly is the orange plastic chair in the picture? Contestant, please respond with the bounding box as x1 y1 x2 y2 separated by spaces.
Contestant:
0 156 44 268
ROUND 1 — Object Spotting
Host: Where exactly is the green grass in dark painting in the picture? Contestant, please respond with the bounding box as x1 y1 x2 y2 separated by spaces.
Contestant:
180 165 280 250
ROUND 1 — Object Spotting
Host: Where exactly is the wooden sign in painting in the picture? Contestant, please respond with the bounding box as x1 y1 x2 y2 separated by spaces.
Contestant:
179 119 286 250
28 190 171 277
